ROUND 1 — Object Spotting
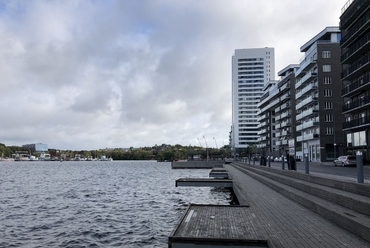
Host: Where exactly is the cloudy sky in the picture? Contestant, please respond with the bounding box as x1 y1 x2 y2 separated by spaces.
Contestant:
0 0 348 150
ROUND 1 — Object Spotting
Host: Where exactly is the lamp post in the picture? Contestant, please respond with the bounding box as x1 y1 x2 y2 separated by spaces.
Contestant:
213 137 218 149
203 136 209 161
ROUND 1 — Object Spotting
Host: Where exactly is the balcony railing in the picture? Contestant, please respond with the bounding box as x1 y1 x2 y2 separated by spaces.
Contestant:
342 73 370 97
342 94 370 113
296 133 320 142
296 121 319 131
341 51 370 80
343 115 370 130
341 30 370 63
295 70 318 90
341 5 370 46
296 83 318 100
296 107 319 121
296 95 318 110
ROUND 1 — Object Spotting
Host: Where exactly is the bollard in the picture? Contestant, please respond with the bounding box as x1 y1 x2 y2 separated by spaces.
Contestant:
268 156 271 167
253 157 255 165
281 155 285 170
304 154 309 174
357 151 364 183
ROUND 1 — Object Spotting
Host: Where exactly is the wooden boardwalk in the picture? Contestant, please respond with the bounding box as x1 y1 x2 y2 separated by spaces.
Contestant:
169 204 268 247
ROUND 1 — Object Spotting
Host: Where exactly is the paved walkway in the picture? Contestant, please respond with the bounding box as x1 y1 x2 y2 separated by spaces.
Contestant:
225 164 370 248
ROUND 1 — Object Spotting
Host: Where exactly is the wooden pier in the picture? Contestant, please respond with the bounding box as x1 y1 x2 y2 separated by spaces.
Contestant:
168 204 268 247
175 178 233 187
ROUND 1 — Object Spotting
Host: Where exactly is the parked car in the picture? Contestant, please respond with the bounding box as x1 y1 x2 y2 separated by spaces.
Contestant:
334 155 357 167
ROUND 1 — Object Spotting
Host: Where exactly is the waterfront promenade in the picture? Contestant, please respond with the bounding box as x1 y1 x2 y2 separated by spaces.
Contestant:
225 162 370 247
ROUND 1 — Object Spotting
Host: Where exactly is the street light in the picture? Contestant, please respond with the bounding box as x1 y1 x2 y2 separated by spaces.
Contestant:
213 137 218 149
197 138 202 147
203 136 209 161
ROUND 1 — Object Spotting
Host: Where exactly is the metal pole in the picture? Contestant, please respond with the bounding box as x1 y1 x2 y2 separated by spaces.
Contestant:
282 155 285 170
268 155 271 167
304 154 309 174
203 136 208 161
357 151 364 183
213 137 218 149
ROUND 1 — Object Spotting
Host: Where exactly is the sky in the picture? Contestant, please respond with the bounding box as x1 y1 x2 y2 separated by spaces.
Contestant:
0 0 349 150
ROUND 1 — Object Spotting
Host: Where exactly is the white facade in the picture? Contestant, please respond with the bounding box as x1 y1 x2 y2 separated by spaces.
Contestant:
231 48 275 154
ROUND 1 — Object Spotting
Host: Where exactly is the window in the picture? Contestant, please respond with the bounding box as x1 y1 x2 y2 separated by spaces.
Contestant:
323 77 332 84
322 51 331 58
324 102 333 109
323 89 332 97
323 65 331 72
325 127 334 135
325 114 333 122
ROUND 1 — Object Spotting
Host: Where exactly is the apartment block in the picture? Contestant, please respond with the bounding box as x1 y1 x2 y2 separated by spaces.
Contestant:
256 64 299 158
295 27 344 162
340 0 370 161
231 48 275 157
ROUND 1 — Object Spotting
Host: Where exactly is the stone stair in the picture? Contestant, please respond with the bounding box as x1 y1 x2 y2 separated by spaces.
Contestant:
230 162 370 243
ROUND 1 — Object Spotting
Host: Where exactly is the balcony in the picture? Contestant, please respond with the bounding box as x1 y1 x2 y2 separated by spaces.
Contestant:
281 130 290 136
275 114 281 121
281 111 291 119
296 95 318 110
276 123 281 129
296 121 319 131
341 51 370 80
296 82 318 100
276 132 281 138
343 115 370 130
341 73 370 97
296 133 320 142
341 31 370 64
279 83 290 91
341 4 370 46
295 53 317 77
280 122 291 128
342 94 370 113
295 70 318 90
275 106 281 113
280 93 290 102
296 107 319 121
280 103 291 112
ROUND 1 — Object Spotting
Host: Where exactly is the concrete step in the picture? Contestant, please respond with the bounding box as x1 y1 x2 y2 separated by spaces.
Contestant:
230 163 370 243
233 162 370 217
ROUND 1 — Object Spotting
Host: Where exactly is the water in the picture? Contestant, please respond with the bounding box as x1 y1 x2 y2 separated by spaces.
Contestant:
0 161 234 247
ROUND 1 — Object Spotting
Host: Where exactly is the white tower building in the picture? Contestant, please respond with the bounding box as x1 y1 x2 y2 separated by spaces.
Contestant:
231 48 275 157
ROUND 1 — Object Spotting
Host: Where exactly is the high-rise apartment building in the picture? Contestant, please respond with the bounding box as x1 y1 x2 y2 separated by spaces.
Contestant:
231 48 275 157
340 0 370 161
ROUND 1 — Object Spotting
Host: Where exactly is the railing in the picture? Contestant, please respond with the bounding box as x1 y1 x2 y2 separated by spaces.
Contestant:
342 73 370 96
341 31 370 62
343 115 370 129
341 51 370 79
341 2 370 45
342 94 370 112
296 83 318 100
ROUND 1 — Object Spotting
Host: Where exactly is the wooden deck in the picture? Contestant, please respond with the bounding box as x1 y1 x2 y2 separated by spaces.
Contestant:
168 204 268 247
175 178 233 187
209 168 229 179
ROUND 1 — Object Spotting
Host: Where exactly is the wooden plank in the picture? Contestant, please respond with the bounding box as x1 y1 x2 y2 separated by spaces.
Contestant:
169 204 268 247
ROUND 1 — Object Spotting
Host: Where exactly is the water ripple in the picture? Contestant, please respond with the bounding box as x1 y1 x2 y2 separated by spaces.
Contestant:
0 161 233 247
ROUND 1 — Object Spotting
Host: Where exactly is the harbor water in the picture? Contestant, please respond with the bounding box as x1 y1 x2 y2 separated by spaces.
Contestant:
0 161 234 247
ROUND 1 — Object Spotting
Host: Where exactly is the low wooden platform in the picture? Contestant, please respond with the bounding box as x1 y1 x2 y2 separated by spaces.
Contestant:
209 168 229 179
176 178 233 187
172 161 224 169
168 204 268 247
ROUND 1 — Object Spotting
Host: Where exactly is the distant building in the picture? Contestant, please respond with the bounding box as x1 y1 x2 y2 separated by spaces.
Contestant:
340 0 370 160
231 47 275 157
22 143 48 152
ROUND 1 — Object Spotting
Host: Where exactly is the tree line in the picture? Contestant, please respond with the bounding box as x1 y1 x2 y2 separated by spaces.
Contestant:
0 143 231 161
